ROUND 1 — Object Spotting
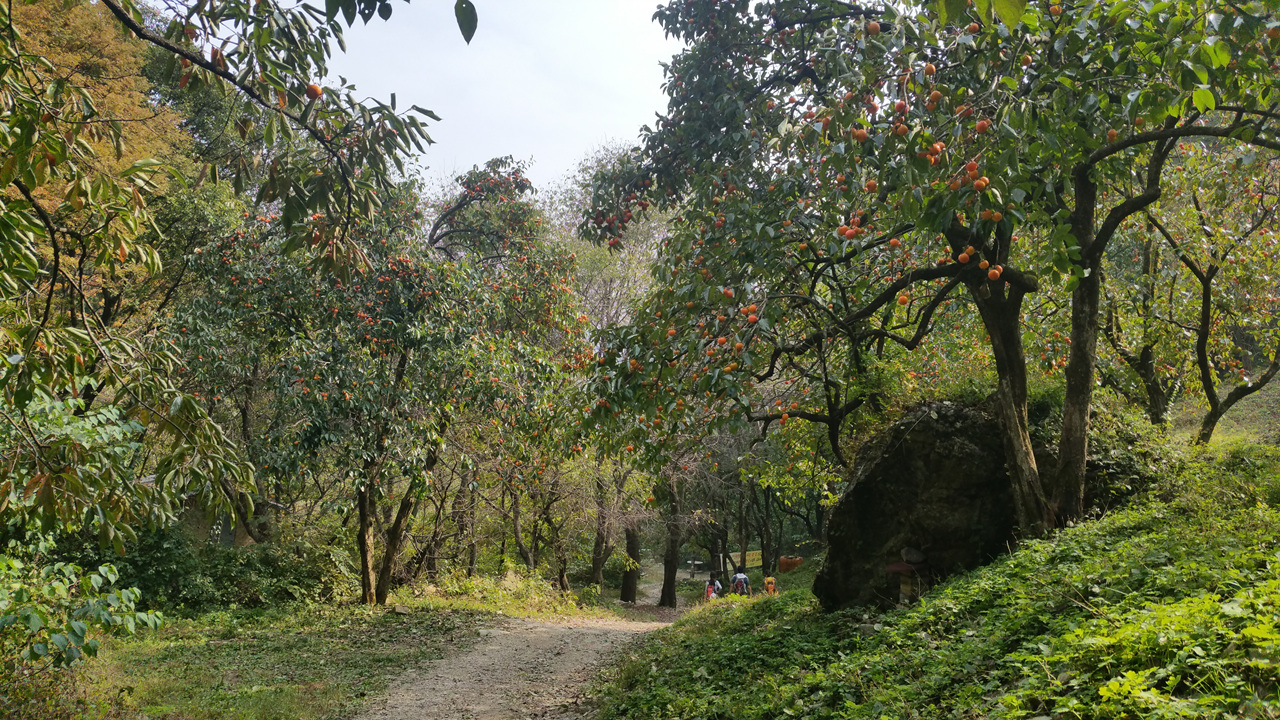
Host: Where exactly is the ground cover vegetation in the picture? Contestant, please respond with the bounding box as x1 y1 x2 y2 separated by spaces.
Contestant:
2 0 1280 718
591 445 1280 720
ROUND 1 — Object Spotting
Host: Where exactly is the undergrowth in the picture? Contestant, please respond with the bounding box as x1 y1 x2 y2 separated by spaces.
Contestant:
592 445 1280 719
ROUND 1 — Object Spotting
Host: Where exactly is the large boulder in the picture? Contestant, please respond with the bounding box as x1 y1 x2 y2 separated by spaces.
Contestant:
813 401 1017 610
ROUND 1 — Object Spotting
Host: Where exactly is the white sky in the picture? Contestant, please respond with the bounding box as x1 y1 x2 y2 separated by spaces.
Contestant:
326 0 685 188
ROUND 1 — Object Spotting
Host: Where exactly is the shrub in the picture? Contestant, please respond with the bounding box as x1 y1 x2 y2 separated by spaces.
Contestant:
433 568 577 614
47 524 354 614
567 552 637 590
1 667 131 720
1 540 160 717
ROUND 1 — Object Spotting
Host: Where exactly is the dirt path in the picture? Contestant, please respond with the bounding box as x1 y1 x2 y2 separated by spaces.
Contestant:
356 616 666 720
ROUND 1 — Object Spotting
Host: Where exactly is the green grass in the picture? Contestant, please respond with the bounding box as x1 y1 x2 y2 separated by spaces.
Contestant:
86 599 486 720
591 445 1280 720
1171 380 1280 445
84 569 643 720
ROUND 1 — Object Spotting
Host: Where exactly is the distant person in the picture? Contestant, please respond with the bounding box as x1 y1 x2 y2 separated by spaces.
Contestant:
763 575 777 596
729 565 752 596
705 572 722 600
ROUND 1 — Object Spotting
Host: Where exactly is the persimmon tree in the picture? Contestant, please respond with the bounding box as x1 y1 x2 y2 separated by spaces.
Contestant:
1 0 479 540
1145 148 1280 443
1103 145 1280 434
0 2 252 544
581 0 1280 532
176 160 583 604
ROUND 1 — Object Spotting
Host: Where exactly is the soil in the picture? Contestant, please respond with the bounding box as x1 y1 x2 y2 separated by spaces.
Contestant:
356 615 667 720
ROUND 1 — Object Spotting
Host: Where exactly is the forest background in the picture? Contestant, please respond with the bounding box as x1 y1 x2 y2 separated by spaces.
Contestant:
2 0 1280 718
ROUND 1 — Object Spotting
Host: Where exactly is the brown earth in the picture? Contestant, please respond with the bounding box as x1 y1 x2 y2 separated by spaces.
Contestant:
356 615 666 720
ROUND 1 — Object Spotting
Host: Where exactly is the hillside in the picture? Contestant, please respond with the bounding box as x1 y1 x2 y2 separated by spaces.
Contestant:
590 446 1280 719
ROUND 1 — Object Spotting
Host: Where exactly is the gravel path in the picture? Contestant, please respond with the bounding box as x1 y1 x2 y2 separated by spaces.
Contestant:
356 616 665 720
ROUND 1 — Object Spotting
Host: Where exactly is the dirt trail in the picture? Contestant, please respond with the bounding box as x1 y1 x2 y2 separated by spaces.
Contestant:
357 616 666 720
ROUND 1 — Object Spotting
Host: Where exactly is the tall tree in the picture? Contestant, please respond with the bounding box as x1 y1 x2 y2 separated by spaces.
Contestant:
1 0 477 540
580 0 1280 531
177 160 583 604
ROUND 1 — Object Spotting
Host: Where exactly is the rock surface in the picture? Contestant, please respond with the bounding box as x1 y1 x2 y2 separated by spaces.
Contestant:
813 402 1017 610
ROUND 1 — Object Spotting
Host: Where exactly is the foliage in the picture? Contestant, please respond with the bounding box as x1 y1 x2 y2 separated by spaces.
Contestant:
0 665 131 720
579 0 1280 530
433 568 582 616
591 445 1280 719
1080 389 1172 509
47 524 353 614
173 161 587 602
569 551 638 590
0 0 482 559
1 538 161 715
1101 144 1280 432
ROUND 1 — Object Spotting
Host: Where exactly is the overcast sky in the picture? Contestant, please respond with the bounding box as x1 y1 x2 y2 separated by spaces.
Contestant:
325 1 685 188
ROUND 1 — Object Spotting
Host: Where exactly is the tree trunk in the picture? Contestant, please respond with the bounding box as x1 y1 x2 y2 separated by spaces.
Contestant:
466 477 479 577
498 484 508 562
1195 354 1280 445
752 483 776 575
620 522 640 603
1056 265 1100 522
557 553 571 593
658 517 681 608
510 489 535 569
971 277 1054 533
589 474 614 586
374 482 418 604
736 486 748 570
356 483 377 604
1143 366 1173 427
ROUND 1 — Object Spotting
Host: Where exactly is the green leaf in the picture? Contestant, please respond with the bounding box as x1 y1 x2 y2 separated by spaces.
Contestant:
937 0 969 26
1192 88 1215 113
454 0 478 44
973 0 994 24
992 0 1026 27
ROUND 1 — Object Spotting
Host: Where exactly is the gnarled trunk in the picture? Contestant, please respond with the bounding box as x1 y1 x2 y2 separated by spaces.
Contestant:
970 272 1054 534
510 489 535 569
374 481 420 604
356 483 377 604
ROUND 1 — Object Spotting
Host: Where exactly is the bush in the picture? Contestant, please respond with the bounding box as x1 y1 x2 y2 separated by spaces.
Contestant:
47 524 353 614
433 568 577 614
566 552 637 590
1024 384 1173 511
577 583 603 607
1 540 160 718
1 667 131 720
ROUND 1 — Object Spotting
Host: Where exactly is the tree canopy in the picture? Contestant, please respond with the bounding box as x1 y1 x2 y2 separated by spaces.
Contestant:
579 0 1280 532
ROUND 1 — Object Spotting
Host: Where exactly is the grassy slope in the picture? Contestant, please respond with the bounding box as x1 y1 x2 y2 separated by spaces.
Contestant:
1172 381 1280 445
592 446 1280 720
